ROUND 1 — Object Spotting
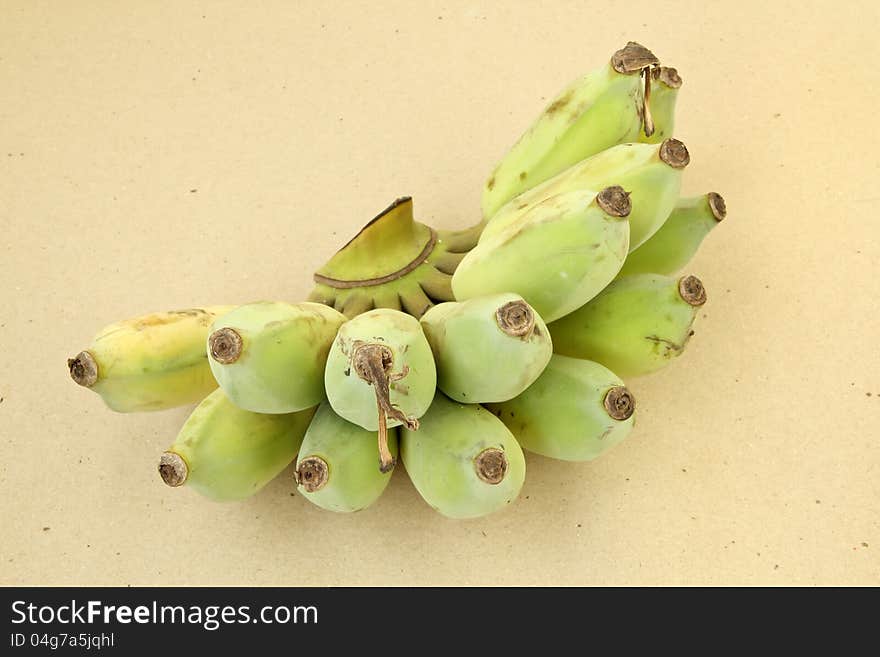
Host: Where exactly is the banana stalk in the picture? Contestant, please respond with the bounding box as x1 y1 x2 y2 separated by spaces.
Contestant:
638 66 681 144
308 197 484 319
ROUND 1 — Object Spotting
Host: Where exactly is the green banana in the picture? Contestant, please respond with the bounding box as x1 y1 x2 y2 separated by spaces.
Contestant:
207 301 346 413
400 392 526 519
549 274 707 377
481 42 660 218
68 306 235 412
308 196 484 319
452 187 632 322
483 139 689 251
294 402 396 512
484 354 635 461
324 307 436 472
618 193 726 276
159 388 315 501
420 293 552 403
638 67 681 144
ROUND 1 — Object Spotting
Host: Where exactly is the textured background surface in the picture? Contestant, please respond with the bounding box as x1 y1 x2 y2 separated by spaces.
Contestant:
1 0 878 585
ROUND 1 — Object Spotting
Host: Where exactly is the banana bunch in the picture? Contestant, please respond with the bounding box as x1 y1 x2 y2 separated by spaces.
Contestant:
68 42 726 519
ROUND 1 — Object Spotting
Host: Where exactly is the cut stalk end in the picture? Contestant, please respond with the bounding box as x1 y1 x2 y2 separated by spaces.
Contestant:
295 456 329 493
708 193 727 221
659 139 690 168
496 300 535 338
604 386 635 421
679 275 707 306
611 42 659 74
68 351 98 387
158 452 188 487
475 448 509 485
209 328 243 364
597 186 632 218
653 66 682 89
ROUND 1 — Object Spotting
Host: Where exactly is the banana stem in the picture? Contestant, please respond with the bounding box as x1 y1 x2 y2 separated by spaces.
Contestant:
376 399 394 473
313 229 437 289
353 343 417 472
642 66 655 138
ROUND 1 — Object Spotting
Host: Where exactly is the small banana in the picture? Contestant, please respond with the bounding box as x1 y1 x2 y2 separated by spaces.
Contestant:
400 392 526 519
638 67 681 144
452 187 632 322
68 306 234 412
159 388 315 502
483 139 689 252
484 354 635 461
420 293 552 403
308 196 484 319
549 274 707 377
618 193 726 276
207 301 346 413
294 402 397 512
481 41 660 219
324 308 436 472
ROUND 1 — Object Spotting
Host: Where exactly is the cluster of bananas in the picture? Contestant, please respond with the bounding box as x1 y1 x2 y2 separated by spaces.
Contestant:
68 43 726 519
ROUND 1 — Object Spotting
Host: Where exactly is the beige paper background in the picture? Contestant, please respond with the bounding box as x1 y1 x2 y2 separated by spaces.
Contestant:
1 1 878 585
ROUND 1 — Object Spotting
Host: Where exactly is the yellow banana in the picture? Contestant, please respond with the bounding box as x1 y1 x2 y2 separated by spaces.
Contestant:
68 306 234 412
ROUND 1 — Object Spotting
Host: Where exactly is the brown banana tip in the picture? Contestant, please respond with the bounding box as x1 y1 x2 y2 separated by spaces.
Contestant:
610 42 659 74
679 275 708 306
68 351 98 387
296 456 329 493
604 386 635 421
158 452 188 487
597 186 632 218
496 300 536 338
209 327 243 364
653 66 682 88
475 448 508 485
379 456 397 474
659 138 690 168
708 193 727 221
